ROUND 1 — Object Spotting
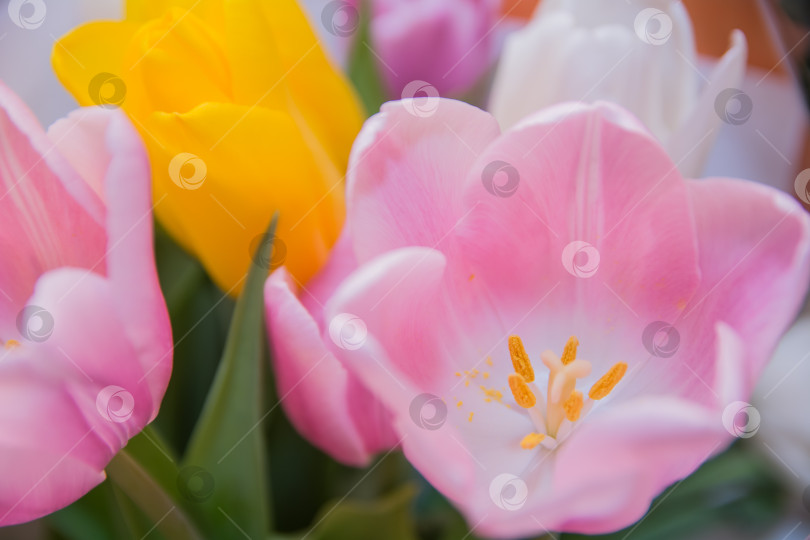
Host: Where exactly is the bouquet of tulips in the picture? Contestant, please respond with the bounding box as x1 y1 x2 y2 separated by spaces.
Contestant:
1 0 810 538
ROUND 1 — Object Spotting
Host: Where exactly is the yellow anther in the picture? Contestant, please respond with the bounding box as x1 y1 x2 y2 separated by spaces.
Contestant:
468 412 474 422
465 380 470 387
561 335 579 365
455 371 461 377
563 390 584 422
483 372 490 379
589 362 628 400
486 357 493 367
4 339 19 349
508 335 535 382
471 369 479 378
520 432 546 450
457 400 463 408
508 373 536 408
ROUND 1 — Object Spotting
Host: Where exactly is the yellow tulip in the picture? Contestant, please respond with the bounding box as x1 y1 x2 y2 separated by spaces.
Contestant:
52 0 364 294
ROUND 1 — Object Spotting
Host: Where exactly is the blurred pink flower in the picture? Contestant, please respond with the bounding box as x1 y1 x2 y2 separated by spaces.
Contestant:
369 0 500 97
0 83 171 525
310 0 501 98
272 98 810 536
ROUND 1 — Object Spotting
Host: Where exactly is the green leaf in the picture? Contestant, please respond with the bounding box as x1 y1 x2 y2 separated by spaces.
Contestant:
46 481 127 540
347 0 387 117
301 484 419 540
105 450 204 540
181 213 278 540
153 223 234 454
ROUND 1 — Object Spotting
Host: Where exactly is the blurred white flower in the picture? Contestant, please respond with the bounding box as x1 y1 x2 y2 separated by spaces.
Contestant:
489 0 747 178
0 0 120 124
754 315 810 489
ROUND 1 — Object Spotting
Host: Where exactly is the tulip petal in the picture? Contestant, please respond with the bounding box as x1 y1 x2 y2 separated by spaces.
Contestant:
455 102 700 373
126 0 224 30
0 268 155 526
0 91 106 336
673 178 810 402
125 9 232 115
666 30 748 178
47 107 114 203
326 247 485 490
52 21 140 108
103 111 173 409
144 102 345 293
265 268 396 465
535 395 727 535
347 98 500 262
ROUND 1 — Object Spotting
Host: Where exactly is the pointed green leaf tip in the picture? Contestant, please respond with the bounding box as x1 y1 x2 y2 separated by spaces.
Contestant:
182 212 279 539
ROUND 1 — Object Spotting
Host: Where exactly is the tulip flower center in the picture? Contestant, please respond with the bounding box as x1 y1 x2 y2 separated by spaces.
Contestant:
507 335 627 445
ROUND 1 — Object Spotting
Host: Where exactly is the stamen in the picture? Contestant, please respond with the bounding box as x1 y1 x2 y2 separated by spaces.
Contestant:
457 400 463 408
520 432 546 450
563 391 584 421
468 412 474 422
561 335 579 365
5 339 19 350
508 373 536 408
589 362 628 400
509 335 535 382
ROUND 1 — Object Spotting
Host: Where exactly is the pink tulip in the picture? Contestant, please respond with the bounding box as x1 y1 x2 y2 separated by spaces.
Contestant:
265 233 399 465
0 83 171 525
269 98 810 536
354 0 500 98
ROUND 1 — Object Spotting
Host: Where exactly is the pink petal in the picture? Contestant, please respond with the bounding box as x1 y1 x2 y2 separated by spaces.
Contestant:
672 178 810 404
0 82 104 224
0 268 156 526
0 89 106 336
299 231 358 330
46 107 113 203
325 247 482 495
536 395 727 535
347 98 500 263
102 111 173 410
265 268 396 466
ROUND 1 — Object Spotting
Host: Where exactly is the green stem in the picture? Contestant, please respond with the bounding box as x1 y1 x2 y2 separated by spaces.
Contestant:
106 450 205 540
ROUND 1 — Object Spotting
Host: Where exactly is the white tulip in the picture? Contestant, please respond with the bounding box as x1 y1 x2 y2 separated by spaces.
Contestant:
489 0 747 178
753 316 810 490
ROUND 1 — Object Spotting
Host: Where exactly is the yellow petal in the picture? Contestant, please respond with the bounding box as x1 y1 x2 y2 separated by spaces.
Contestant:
126 0 225 35
221 0 286 109
52 21 140 108
124 8 232 115
144 103 345 294
231 0 364 170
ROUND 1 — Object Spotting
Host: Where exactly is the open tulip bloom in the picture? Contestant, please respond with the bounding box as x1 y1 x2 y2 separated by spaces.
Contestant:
266 98 810 536
0 83 171 524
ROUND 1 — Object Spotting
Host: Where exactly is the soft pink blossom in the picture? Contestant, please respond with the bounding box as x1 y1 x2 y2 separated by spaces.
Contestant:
0 82 171 525
370 0 500 98
265 233 398 465
270 97 810 536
